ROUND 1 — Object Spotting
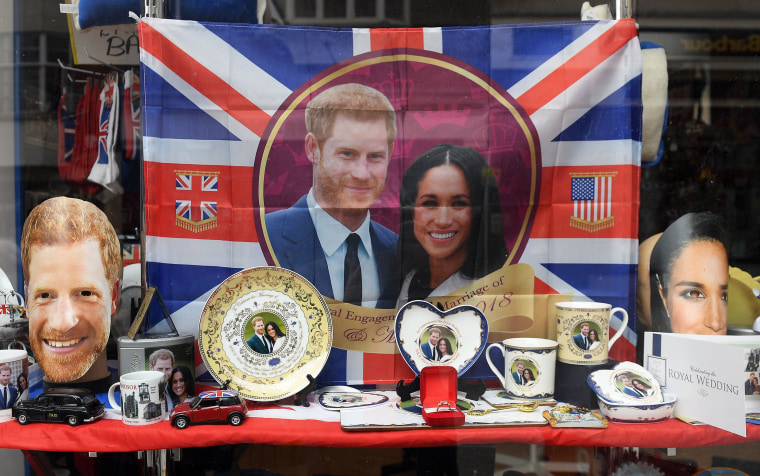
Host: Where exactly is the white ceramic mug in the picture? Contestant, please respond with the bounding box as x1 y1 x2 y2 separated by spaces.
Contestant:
108 370 166 425
485 338 558 400
555 301 629 365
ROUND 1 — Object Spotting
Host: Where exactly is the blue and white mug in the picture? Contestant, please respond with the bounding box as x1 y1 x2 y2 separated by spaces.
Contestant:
486 338 557 400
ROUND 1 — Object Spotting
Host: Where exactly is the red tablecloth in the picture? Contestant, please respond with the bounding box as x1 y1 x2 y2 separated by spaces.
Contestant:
2 417 759 452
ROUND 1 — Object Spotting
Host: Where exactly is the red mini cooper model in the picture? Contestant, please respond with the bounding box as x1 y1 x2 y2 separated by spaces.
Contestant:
169 390 247 429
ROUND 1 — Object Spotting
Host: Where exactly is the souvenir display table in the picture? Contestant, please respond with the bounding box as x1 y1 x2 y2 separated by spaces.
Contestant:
3 415 759 453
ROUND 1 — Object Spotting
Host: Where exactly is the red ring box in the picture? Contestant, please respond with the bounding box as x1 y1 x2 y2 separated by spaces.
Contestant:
420 366 465 427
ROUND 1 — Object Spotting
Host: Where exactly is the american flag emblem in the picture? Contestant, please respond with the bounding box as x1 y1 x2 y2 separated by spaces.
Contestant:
174 170 219 233
570 172 617 232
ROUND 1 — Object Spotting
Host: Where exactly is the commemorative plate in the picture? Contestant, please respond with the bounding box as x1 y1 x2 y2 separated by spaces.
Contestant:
395 300 487 376
317 392 390 410
198 267 333 401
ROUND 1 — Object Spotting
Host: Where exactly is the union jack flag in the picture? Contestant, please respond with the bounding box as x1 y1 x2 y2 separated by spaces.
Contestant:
57 93 76 164
97 113 110 159
124 69 142 160
89 72 122 194
0 305 9 314
174 172 219 232
198 390 238 399
140 18 642 385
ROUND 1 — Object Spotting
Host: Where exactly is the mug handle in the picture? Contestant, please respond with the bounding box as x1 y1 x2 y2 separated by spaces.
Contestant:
607 307 629 350
8 340 25 352
484 343 506 388
107 382 122 411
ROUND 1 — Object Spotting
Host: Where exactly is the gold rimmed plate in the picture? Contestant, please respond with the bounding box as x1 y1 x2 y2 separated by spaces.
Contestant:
198 267 333 401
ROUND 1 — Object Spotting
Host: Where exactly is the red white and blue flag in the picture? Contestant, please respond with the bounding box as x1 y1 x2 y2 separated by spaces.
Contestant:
89 71 123 194
123 69 142 160
140 18 642 385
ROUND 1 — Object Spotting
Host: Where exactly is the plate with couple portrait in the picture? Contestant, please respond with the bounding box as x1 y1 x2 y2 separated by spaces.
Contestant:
198 267 333 401
395 300 488 376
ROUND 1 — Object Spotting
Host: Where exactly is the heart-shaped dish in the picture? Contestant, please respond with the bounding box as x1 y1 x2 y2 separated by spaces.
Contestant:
395 300 488 376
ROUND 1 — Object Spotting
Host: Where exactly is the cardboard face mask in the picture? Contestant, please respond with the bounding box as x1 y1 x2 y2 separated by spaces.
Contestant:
21 197 121 383
646 212 729 337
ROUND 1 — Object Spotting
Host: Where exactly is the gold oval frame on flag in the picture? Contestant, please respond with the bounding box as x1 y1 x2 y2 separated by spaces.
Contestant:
254 47 541 273
198 266 333 401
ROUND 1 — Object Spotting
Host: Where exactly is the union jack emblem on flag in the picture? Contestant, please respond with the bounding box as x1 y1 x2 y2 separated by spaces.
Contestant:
0 305 9 315
175 171 219 233
570 172 617 232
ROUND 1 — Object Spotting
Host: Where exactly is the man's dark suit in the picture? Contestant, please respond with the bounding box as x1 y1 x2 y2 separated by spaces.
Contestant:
573 333 589 350
421 342 436 360
265 195 399 308
247 334 270 354
0 385 18 409
621 386 644 398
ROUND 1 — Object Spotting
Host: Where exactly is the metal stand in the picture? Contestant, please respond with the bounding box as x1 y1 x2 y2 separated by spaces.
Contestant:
143 0 170 18
293 374 317 406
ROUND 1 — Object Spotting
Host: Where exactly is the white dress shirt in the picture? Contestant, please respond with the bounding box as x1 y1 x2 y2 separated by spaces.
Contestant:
307 189 380 307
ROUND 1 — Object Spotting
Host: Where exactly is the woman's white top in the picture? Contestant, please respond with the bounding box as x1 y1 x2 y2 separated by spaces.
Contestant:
271 336 284 353
396 270 472 308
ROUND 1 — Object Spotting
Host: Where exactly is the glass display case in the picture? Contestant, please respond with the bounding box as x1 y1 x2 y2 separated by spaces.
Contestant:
3 1 760 475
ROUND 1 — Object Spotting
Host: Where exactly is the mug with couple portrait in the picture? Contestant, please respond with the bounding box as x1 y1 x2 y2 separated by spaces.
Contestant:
257 62 537 314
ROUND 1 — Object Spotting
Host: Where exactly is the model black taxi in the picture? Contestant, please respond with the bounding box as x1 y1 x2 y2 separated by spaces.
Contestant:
12 388 106 426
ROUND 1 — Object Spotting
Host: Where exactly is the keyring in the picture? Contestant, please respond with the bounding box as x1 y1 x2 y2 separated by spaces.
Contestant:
436 400 452 412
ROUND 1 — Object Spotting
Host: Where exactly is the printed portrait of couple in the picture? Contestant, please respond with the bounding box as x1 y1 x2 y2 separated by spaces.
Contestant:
244 313 286 355
614 372 655 399
572 321 602 352
419 325 458 363
510 359 538 387
256 56 539 312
